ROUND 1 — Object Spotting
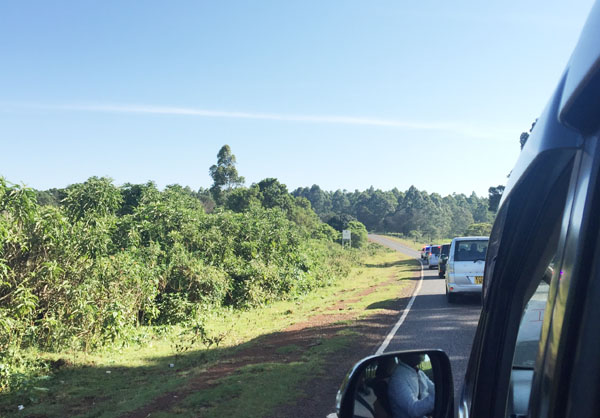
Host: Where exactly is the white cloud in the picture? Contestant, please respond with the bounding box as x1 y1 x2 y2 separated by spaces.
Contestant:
2 102 517 141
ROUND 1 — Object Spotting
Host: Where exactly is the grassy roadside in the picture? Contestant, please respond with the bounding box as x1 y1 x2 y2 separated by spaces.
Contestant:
379 234 425 251
0 245 418 418
381 234 452 250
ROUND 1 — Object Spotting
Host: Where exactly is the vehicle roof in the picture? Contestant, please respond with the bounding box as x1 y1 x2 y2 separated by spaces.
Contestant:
451 236 489 241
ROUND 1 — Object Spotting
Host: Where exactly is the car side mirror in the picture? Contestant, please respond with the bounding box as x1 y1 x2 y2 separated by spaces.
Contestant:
335 350 454 418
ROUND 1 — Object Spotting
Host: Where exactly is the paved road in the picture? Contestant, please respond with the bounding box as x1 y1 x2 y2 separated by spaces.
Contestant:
368 234 482 397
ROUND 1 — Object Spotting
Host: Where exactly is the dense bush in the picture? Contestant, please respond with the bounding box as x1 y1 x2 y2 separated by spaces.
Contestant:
347 221 368 248
465 222 492 236
0 176 359 391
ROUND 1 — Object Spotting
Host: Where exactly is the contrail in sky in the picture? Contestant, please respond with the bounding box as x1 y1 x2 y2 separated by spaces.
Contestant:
2 102 515 141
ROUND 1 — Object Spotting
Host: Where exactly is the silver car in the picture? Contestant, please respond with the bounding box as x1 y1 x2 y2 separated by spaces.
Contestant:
445 236 488 303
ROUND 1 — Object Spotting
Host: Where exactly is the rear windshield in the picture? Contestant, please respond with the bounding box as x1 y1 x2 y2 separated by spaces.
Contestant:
454 240 488 262
431 247 440 255
441 245 450 256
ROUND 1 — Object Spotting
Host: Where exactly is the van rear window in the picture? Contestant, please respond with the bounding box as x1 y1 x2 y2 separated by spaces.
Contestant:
431 247 440 255
454 240 488 262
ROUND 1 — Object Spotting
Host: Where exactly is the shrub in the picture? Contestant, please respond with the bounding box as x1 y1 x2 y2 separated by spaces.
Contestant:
348 220 368 248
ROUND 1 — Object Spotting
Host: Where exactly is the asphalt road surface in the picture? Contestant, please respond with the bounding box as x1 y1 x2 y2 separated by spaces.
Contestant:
368 234 482 398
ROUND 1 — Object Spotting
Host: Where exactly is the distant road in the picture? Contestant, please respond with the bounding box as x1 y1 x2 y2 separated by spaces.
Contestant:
368 234 481 397
368 234 421 259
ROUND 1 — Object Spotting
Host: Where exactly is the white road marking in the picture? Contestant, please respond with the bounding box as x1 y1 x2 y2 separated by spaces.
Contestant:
374 258 424 355
327 243 424 417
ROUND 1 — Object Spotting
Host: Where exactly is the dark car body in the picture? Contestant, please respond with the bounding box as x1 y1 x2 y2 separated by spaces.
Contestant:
337 2 600 417
438 243 451 278
458 3 600 415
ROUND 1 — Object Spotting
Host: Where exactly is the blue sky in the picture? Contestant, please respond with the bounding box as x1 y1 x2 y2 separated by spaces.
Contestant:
0 1 595 196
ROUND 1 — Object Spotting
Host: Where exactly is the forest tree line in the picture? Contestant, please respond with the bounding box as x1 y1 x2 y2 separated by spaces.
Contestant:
292 184 497 240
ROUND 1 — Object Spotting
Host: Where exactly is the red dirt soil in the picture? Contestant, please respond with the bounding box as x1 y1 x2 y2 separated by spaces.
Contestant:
122 266 419 418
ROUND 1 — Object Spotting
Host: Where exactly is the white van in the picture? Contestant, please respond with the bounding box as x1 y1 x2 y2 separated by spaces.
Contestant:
427 245 442 269
445 236 488 303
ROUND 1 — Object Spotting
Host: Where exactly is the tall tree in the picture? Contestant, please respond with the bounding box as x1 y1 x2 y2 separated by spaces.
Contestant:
209 145 245 204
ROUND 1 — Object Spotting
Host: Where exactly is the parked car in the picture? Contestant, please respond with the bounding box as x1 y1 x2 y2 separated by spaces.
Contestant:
445 236 488 303
438 243 451 278
336 2 600 417
427 245 442 269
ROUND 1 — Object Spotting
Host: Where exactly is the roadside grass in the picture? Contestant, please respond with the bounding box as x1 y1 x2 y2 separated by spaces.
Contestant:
0 245 418 418
381 235 452 250
173 334 355 418
380 235 425 250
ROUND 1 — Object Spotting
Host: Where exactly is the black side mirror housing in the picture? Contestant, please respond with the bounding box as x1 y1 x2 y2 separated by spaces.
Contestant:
336 349 454 418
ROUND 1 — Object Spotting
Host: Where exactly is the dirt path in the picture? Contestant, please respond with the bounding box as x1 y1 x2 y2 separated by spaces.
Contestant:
123 258 420 418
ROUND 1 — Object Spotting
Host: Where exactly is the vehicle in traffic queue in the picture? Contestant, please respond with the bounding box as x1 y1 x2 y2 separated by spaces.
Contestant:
427 244 442 269
445 237 488 303
420 245 430 261
335 1 600 417
438 243 451 278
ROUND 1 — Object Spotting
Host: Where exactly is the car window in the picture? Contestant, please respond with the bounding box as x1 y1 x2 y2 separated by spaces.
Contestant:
454 240 488 261
505 246 560 418
512 271 552 368
441 245 450 256
431 247 440 255
502 159 573 418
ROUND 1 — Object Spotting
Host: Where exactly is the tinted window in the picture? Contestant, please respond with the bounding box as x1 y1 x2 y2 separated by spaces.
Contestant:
513 277 551 368
454 240 488 261
431 247 440 255
441 245 450 256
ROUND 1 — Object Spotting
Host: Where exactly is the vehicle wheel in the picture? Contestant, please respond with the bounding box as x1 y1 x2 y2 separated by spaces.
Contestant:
446 287 457 303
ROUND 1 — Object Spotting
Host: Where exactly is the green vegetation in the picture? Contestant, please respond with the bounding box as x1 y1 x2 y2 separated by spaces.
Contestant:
0 145 370 398
0 141 490 415
0 245 415 417
465 222 493 236
293 184 497 239
382 234 430 251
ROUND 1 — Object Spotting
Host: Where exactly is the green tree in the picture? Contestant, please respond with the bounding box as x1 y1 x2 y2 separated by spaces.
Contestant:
354 188 396 231
325 213 357 232
224 186 261 212
209 145 245 204
35 187 65 206
331 189 351 215
257 178 293 210
63 176 122 222
465 223 492 236
347 220 368 248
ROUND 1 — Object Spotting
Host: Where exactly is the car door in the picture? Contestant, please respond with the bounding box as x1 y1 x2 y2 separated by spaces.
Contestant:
458 124 600 418
458 3 600 415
